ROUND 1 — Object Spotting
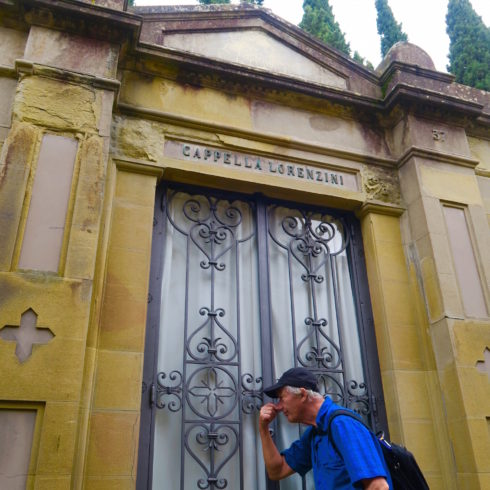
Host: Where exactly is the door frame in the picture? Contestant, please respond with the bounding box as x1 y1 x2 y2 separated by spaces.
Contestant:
136 181 388 490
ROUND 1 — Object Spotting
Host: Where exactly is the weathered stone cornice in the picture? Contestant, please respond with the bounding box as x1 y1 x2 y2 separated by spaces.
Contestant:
15 59 121 93
133 42 382 112
0 64 17 78
383 83 484 118
18 0 142 43
355 201 406 219
397 146 480 169
378 61 455 86
114 157 164 178
475 167 490 178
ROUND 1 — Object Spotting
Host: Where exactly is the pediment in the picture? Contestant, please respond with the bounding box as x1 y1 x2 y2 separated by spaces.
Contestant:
136 5 368 92
161 29 347 90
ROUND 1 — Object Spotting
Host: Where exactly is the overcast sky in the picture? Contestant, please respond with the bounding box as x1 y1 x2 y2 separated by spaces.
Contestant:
135 0 490 72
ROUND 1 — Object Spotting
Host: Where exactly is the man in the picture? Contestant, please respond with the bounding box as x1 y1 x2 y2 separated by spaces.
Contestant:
259 367 391 490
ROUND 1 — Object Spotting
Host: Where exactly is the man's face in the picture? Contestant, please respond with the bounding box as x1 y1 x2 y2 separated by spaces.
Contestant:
276 387 305 423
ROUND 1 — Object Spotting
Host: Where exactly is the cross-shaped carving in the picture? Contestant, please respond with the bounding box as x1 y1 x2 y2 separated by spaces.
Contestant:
0 308 54 363
476 347 490 381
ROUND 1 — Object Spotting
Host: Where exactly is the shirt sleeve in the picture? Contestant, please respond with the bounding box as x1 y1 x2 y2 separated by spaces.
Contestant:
330 417 389 486
280 428 313 477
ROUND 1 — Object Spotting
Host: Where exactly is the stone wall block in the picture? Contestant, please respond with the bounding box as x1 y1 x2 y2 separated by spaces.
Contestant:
420 257 444 322
0 273 92 402
360 216 393 371
0 26 28 68
64 135 107 280
0 336 86 402
82 168 156 484
0 78 17 129
14 77 97 132
34 476 71 490
398 158 422 206
98 289 147 352
394 370 432 420
467 204 490 294
24 27 119 79
453 320 490 366
119 71 254 134
403 421 441 473
438 272 465 319
408 116 471 158
0 122 40 271
84 477 135 490
92 351 143 411
112 117 167 164
420 165 482 206
429 232 456 276
85 412 139 477
389 324 425 370
379 370 401 437
36 403 78 475
448 414 479 474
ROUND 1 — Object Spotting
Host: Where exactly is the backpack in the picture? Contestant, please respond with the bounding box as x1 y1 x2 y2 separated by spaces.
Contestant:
326 410 430 490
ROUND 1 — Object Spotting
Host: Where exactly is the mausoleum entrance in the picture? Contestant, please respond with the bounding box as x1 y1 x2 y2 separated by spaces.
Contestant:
137 182 387 490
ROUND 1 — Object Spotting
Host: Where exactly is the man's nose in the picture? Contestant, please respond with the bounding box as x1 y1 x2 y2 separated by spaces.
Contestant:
275 401 283 411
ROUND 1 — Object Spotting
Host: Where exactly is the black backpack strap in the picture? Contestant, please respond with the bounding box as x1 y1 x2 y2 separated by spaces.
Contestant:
324 409 370 457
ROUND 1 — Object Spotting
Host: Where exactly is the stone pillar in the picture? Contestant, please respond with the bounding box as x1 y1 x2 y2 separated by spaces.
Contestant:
359 205 456 490
0 24 119 489
82 162 161 489
394 114 490 489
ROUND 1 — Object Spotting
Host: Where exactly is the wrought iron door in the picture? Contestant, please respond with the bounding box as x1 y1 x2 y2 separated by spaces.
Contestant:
138 184 387 490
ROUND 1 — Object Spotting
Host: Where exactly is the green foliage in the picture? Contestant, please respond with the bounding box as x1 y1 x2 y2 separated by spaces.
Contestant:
198 0 231 4
375 0 408 58
446 0 490 90
300 0 350 56
353 51 374 70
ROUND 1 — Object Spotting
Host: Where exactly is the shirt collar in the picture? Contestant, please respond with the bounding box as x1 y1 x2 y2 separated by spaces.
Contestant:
315 396 334 430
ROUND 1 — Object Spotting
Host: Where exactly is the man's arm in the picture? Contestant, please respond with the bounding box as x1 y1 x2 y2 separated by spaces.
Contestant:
362 476 389 490
259 403 295 480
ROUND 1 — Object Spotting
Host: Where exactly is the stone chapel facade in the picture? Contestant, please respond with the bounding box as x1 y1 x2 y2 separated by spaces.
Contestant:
0 1 489 489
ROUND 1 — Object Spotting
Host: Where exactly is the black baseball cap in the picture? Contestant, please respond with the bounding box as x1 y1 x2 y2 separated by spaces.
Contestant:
263 367 318 398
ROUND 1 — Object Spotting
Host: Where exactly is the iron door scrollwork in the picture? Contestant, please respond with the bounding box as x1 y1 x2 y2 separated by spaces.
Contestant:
267 206 371 420
153 190 263 489
140 185 387 490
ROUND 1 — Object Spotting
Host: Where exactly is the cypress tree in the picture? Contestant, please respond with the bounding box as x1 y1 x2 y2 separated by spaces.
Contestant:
353 51 374 70
300 0 350 56
375 0 408 58
446 0 490 90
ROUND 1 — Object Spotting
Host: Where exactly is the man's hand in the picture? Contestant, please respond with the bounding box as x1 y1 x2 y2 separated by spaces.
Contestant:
258 402 295 480
259 403 280 432
362 476 389 490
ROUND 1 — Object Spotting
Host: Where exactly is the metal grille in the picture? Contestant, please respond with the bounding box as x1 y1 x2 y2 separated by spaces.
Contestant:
138 184 386 490
152 190 262 489
267 205 370 418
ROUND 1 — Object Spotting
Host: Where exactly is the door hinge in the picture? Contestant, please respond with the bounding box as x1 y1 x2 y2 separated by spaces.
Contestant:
371 394 378 416
150 383 156 407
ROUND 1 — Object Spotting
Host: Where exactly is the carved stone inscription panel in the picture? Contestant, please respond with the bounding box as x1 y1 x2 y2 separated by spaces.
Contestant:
165 140 360 192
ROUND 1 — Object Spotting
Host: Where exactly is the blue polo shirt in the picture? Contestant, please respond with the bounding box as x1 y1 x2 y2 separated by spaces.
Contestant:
281 398 392 489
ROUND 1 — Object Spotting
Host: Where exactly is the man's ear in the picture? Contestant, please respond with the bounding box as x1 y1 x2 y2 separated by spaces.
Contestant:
300 387 308 401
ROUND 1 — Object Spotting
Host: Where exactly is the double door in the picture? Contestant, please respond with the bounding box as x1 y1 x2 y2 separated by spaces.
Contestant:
137 183 387 490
